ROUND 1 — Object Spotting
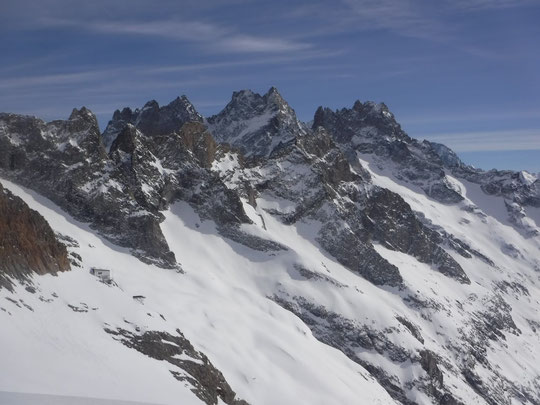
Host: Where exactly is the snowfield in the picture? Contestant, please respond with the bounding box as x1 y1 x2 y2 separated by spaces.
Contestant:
0 178 395 405
0 392 162 405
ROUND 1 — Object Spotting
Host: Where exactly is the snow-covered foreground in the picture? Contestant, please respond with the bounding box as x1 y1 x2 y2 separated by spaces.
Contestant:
0 392 161 405
0 178 394 404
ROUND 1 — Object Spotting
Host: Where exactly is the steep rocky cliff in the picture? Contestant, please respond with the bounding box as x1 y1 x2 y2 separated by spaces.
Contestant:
0 182 70 290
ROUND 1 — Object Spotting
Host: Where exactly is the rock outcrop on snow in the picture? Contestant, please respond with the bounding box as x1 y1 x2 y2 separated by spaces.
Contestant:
0 182 70 290
105 327 249 405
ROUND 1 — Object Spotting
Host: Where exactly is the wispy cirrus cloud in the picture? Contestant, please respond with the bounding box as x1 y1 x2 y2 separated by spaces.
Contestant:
450 0 536 11
219 35 309 53
290 0 535 59
0 48 344 92
400 109 540 126
340 0 451 40
0 70 124 89
40 17 311 53
423 128 540 152
60 19 226 42
340 0 535 37
144 49 345 74
286 1 448 41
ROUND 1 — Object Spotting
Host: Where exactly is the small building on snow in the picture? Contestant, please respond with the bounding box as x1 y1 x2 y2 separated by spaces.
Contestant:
90 268 111 282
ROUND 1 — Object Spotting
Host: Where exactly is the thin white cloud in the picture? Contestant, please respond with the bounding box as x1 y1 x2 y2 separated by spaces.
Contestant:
339 0 452 40
451 0 536 10
82 20 226 42
0 70 124 89
40 17 311 54
0 48 343 90
220 35 310 53
401 110 540 126
340 0 534 37
290 0 532 59
423 129 540 152
0 48 344 93
145 50 345 74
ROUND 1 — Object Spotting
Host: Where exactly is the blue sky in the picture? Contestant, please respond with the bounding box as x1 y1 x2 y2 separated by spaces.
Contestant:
1 0 539 172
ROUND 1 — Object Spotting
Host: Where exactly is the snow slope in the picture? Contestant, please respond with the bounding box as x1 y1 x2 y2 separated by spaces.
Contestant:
0 392 161 405
0 178 395 405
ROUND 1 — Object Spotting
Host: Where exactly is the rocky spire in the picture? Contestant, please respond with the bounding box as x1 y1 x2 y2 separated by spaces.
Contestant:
102 96 203 151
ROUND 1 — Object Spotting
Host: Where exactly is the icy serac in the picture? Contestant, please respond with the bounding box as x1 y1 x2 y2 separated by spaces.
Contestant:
1 87 540 405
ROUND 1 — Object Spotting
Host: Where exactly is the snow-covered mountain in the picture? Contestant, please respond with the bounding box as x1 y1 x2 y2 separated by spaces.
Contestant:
207 87 307 157
1 88 539 405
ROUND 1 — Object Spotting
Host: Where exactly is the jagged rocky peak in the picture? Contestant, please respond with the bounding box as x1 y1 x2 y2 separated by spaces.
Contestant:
296 126 336 158
176 122 218 168
224 87 287 119
425 141 464 168
66 106 102 137
69 105 95 121
110 123 140 154
61 106 107 156
312 100 468 203
0 106 107 163
313 99 410 145
207 86 307 157
226 89 263 117
102 95 203 150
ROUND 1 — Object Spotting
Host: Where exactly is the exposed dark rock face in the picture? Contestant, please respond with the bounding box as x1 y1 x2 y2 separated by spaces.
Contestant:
316 220 403 287
207 87 307 157
218 225 288 252
313 101 410 144
419 350 444 392
363 188 469 283
313 100 539 237
0 182 70 290
416 213 496 266
213 127 405 287
0 106 250 269
272 295 466 405
418 351 464 405
102 96 203 150
396 316 424 344
150 123 251 227
213 122 468 287
178 122 218 168
293 264 346 287
0 110 177 268
105 327 249 405
313 102 464 204
273 295 508 405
